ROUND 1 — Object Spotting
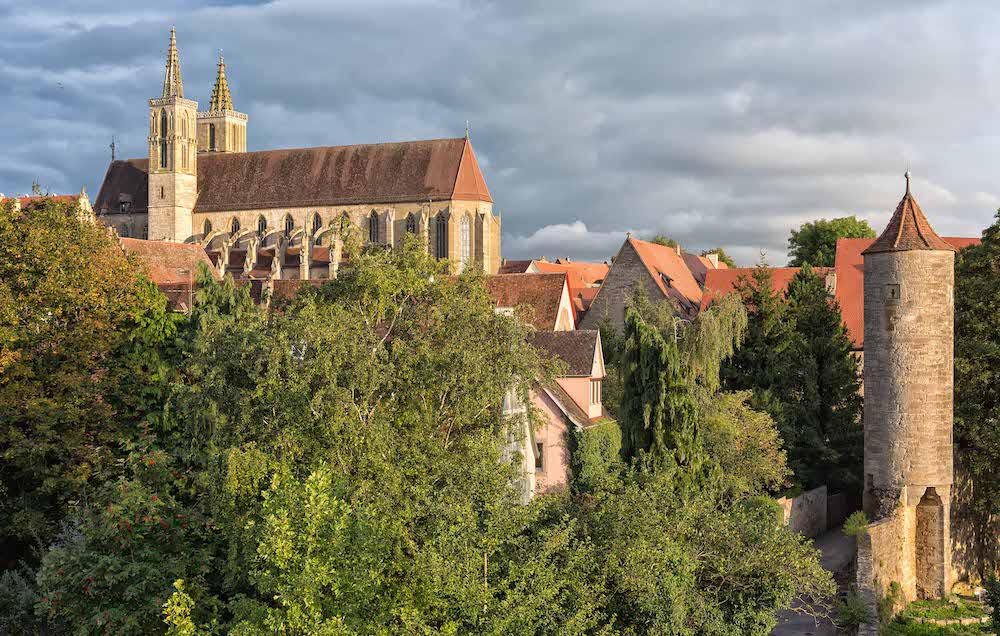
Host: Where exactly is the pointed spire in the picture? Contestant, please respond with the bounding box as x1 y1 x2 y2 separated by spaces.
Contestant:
210 53 234 111
162 27 184 98
863 171 956 254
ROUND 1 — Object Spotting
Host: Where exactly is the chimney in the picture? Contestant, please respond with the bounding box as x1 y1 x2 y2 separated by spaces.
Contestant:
673 244 681 256
706 252 719 268
825 271 837 295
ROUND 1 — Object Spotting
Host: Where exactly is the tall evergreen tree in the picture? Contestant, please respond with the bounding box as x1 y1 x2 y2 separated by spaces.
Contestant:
786 264 862 494
619 307 699 469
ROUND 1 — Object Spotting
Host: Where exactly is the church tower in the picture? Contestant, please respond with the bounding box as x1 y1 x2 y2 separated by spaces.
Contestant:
862 172 956 600
197 54 248 154
148 27 198 242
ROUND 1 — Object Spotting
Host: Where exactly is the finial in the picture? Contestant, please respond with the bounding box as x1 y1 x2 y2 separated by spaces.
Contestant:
904 169 911 195
109 136 117 161
162 27 184 98
626 230 631 239
465 120 469 140
210 50 234 111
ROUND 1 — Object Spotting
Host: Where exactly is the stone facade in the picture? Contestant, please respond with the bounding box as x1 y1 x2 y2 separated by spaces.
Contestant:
861 179 956 605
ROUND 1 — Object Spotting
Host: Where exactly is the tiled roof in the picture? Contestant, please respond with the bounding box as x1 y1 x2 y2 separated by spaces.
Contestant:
835 236 977 348
96 138 492 216
498 259 533 274
95 159 149 213
863 189 956 254
271 279 324 303
484 272 567 331
628 238 704 315
119 238 215 285
681 252 727 285
16 195 79 208
700 266 832 312
538 380 593 429
551 259 610 285
528 330 599 377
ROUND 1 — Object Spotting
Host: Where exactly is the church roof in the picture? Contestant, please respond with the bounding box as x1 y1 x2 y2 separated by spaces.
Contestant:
95 137 492 215
863 177 955 255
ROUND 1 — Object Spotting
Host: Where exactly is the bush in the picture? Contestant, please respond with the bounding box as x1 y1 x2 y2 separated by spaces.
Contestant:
883 619 988 635
838 587 872 628
900 597 987 621
843 510 869 538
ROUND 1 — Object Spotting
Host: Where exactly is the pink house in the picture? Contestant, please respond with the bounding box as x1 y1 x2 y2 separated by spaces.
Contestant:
526 330 610 494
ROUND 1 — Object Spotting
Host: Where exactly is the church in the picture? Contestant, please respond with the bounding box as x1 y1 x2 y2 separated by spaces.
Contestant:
95 28 502 278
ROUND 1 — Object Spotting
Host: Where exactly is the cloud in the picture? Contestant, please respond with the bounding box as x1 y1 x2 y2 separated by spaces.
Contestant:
2 0 999 264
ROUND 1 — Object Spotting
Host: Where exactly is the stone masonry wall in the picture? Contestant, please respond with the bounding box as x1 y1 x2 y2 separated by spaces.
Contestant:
857 510 908 635
578 241 664 331
776 486 829 539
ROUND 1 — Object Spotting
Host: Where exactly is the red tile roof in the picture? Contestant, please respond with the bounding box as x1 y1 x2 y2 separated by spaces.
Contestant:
498 259 532 274
16 195 79 208
627 238 703 315
528 330 600 377
120 238 215 285
700 266 832 312
681 252 728 285
96 138 491 216
551 259 610 285
835 236 978 348
484 273 569 331
863 189 956 254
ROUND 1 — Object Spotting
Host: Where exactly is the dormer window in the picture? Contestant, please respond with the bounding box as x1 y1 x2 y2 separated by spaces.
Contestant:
119 201 131 214
660 273 673 289
590 379 602 405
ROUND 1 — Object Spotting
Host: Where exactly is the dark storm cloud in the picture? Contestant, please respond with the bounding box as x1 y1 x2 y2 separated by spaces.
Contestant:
2 0 999 265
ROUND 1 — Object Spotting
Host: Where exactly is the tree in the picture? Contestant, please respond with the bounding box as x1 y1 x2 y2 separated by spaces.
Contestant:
0 197 175 559
955 212 1000 577
785 265 862 495
701 247 737 268
787 216 875 267
649 234 678 248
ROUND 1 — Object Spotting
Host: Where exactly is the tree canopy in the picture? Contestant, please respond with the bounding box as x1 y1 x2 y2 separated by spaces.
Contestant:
700 248 737 268
787 216 875 267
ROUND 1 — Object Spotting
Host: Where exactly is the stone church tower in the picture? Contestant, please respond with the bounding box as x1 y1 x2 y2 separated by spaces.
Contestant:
862 172 957 600
197 55 248 154
147 28 198 241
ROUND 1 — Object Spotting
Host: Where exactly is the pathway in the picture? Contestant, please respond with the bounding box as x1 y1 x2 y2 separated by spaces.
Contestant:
771 526 856 636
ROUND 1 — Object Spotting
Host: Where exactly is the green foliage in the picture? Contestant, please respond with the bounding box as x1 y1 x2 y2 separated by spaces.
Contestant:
787 215 875 267
0 568 40 635
701 247 738 268
838 587 872 628
649 234 678 248
900 597 987 621
985 576 1000 634
884 619 989 635
955 212 1000 577
569 420 623 495
843 511 870 538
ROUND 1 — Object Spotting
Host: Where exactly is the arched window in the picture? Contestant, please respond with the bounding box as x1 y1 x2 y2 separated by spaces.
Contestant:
230 217 241 235
459 215 471 272
284 214 294 239
369 210 379 244
209 124 216 151
257 216 267 238
406 213 416 234
435 214 447 259
312 213 323 245
159 110 168 169
203 219 213 237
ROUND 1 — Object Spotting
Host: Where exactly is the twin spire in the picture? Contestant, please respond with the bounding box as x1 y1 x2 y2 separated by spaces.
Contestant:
160 27 236 111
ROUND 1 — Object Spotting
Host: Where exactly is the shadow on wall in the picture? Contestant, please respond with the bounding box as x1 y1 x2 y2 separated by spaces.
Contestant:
951 461 1000 586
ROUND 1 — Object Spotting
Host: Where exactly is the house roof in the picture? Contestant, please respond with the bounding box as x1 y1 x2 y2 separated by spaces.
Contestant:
95 138 491 215
700 266 833 312
119 237 215 285
835 236 977 348
528 330 600 377
16 195 80 208
498 259 533 274
863 186 955 254
551 259 610 285
538 380 594 429
627 238 704 315
681 251 728 285
484 272 568 331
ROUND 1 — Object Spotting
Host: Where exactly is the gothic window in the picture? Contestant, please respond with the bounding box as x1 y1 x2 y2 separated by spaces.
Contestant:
203 219 213 237
284 214 295 239
159 110 168 169
257 216 267 238
230 217 241 235
312 213 322 244
181 143 188 169
459 215 471 272
406 213 416 234
435 214 447 259
209 124 216 151
369 210 379 244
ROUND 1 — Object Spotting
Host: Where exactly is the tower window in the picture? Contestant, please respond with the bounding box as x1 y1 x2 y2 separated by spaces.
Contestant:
312 214 322 244
203 219 213 237
406 213 416 234
209 124 216 151
257 216 267 238
160 186 165 199
369 210 379 244
459 215 471 272
886 283 901 303
435 214 447 259
284 214 294 239
159 110 168 169
231 217 241 235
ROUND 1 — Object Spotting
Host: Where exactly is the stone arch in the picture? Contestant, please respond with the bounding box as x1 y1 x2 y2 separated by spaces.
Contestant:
916 487 947 599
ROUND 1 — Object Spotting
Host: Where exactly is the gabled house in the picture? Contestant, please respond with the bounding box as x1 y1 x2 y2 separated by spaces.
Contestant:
484 272 577 331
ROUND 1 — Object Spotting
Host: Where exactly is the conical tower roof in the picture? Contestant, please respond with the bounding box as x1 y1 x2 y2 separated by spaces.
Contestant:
162 27 184 98
209 54 234 111
863 172 956 255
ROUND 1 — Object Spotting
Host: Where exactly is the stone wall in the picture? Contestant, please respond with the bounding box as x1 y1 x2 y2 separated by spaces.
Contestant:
777 486 829 539
578 240 664 331
857 510 908 635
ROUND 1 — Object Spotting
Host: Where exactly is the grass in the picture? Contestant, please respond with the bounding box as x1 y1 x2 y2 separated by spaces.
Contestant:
900 597 988 621
882 618 989 635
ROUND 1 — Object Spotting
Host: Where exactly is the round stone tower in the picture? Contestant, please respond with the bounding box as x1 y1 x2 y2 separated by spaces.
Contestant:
862 172 956 600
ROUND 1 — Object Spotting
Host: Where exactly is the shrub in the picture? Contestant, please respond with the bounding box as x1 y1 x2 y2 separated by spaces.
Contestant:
838 587 872 628
843 510 869 538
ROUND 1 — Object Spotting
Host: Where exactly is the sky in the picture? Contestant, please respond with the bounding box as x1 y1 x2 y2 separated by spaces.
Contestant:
3 0 1000 266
